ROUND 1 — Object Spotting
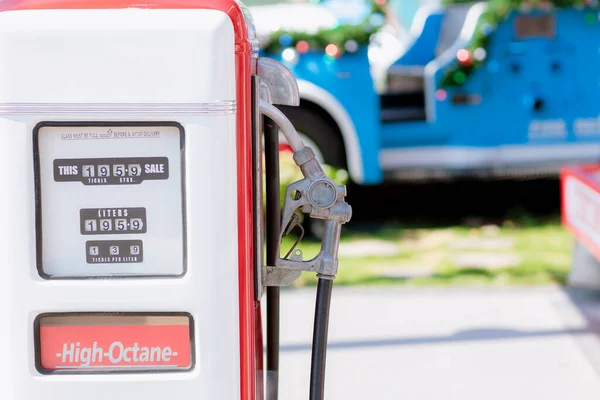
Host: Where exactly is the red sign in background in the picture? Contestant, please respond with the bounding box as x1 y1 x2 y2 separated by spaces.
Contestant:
38 315 192 372
562 164 600 260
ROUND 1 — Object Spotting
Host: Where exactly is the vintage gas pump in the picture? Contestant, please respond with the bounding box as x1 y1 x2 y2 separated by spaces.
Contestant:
0 1 350 400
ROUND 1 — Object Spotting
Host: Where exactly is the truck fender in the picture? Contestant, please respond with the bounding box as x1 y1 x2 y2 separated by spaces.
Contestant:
296 79 364 184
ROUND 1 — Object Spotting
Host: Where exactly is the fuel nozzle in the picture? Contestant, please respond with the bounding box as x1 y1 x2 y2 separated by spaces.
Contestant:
259 99 351 279
287 146 352 279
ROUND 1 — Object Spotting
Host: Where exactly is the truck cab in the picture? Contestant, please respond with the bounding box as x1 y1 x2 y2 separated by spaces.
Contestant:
250 0 600 184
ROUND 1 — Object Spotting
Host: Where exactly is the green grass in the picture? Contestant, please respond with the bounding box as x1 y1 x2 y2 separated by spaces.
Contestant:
280 216 573 287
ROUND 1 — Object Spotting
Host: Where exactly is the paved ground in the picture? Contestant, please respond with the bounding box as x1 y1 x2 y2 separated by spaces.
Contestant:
269 286 600 400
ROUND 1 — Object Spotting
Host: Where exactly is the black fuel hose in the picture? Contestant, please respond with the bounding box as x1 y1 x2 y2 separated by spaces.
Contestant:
309 277 334 400
264 116 281 400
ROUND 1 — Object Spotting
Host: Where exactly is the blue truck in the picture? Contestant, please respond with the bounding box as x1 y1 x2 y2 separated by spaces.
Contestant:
248 0 600 185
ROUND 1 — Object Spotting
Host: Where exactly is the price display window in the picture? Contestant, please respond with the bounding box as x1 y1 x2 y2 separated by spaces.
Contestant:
34 122 186 278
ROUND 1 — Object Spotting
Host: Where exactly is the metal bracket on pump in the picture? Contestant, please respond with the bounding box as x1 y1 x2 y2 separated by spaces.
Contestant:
257 58 352 285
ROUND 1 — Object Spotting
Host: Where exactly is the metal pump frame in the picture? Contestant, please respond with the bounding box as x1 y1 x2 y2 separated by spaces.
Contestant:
256 58 352 400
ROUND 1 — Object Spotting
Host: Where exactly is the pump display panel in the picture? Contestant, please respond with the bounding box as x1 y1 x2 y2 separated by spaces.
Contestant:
34 122 186 278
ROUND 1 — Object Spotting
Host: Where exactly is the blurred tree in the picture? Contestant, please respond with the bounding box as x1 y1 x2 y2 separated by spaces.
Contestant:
264 0 387 55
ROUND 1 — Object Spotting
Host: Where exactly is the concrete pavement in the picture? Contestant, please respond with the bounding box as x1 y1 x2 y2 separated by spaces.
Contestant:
269 286 600 399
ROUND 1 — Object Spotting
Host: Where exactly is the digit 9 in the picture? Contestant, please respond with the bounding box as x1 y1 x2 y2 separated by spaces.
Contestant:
128 164 142 176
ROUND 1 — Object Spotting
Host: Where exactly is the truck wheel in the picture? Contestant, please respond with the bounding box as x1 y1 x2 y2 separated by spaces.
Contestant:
277 105 346 169
278 106 346 240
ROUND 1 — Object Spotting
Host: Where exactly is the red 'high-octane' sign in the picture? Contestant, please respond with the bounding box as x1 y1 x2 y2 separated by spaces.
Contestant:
37 314 193 373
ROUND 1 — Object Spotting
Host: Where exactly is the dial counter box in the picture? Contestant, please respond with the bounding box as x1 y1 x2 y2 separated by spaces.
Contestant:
34 122 186 278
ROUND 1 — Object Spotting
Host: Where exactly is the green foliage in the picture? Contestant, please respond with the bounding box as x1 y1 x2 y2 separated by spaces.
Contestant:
285 219 571 287
263 0 386 55
440 0 597 88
